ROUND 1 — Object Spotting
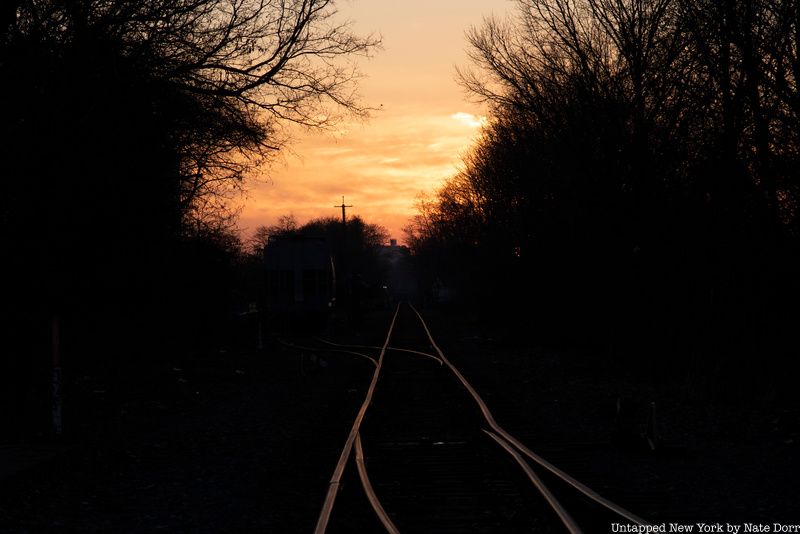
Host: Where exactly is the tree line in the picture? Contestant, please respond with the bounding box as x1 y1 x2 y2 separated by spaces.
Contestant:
250 213 390 287
0 0 377 436
406 0 800 394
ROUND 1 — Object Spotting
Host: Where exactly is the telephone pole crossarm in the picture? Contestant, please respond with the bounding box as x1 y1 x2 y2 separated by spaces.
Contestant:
334 196 353 227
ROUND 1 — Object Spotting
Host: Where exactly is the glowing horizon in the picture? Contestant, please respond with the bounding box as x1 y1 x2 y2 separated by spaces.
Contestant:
238 0 512 243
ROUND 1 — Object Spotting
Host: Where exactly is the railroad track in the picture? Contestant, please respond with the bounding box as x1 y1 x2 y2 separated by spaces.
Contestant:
287 303 650 533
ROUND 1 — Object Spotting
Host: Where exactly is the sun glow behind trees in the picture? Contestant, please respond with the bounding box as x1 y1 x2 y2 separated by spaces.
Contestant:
239 0 512 242
241 109 488 241
405 0 800 396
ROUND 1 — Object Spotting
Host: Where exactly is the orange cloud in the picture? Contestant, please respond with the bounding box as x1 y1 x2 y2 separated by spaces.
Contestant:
236 0 512 243
239 108 485 241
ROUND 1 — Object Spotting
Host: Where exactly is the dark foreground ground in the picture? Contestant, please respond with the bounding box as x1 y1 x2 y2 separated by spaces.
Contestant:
1 308 799 532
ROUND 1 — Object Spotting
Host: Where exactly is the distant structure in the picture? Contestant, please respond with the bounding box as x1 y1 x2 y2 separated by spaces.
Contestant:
378 238 415 302
263 235 336 323
379 238 410 261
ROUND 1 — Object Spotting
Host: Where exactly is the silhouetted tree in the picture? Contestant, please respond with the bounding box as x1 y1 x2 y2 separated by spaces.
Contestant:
0 0 378 435
1 0 378 308
414 0 800 394
248 215 300 253
255 214 388 249
256 213 389 285
3 0 378 231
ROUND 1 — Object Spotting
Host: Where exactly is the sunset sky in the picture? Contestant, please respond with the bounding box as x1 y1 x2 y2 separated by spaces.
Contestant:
238 0 513 243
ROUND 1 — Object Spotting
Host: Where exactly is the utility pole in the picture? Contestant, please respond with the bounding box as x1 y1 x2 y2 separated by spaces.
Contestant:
334 196 352 229
334 196 353 303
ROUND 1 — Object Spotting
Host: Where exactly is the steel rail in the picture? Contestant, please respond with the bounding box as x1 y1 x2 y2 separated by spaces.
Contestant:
315 338 443 365
408 304 650 527
277 338 377 366
283 342 400 531
313 303 402 534
354 433 401 534
484 430 581 534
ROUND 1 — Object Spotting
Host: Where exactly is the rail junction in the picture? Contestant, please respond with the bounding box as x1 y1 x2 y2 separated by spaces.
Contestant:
282 303 650 533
